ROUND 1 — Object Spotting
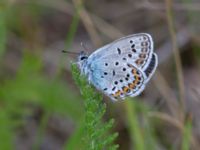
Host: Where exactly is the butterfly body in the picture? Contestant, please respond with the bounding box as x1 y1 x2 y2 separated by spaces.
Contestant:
77 33 158 101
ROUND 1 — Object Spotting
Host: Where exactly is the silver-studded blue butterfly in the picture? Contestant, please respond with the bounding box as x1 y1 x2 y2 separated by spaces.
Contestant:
77 33 158 101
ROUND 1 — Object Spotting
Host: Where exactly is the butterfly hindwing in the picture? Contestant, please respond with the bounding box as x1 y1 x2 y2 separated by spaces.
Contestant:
89 51 147 101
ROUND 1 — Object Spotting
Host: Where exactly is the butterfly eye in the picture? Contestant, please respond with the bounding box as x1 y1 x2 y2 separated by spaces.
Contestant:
80 56 87 60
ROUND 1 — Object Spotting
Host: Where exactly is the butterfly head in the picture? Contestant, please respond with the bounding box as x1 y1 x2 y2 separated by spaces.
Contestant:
77 51 88 71
78 51 88 61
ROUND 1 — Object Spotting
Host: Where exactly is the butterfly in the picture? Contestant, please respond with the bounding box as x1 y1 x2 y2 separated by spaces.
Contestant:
77 33 158 101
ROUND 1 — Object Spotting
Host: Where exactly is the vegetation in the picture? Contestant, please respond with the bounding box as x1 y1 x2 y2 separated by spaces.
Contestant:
0 0 200 149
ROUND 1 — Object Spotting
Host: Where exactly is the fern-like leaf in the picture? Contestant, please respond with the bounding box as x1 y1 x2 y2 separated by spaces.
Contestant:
71 63 119 150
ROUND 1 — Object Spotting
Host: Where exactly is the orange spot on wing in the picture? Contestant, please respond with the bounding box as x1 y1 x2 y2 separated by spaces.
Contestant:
128 83 135 89
139 54 146 58
113 90 121 97
122 86 129 93
132 69 137 75
135 76 140 81
135 59 144 65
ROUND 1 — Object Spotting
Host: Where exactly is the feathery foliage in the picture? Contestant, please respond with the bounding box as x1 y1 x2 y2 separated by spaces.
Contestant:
71 63 119 150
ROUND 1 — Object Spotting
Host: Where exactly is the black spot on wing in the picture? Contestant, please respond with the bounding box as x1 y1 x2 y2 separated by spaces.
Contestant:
132 49 136 53
117 48 121 54
112 86 116 91
113 70 116 76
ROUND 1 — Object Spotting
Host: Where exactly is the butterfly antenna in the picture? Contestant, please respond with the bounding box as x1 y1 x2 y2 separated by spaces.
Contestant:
62 50 79 55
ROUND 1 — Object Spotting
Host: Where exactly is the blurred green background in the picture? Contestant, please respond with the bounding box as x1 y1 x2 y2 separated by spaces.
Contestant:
1 0 200 150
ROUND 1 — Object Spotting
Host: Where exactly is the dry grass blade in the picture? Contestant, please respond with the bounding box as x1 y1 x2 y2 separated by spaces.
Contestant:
153 71 180 118
72 0 102 47
138 1 200 11
148 111 200 149
157 28 190 64
90 15 124 40
148 111 183 130
165 0 185 120
36 0 124 41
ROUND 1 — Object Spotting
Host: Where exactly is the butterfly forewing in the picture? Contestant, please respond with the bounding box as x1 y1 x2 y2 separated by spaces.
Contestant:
89 33 153 70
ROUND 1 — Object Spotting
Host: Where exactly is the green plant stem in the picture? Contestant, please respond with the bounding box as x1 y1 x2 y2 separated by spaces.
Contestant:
57 9 80 77
33 112 50 150
65 12 80 49
124 100 144 150
0 8 7 59
181 115 192 150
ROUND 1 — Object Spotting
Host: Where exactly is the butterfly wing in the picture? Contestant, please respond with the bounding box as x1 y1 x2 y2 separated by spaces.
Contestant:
85 33 157 101
89 33 154 70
